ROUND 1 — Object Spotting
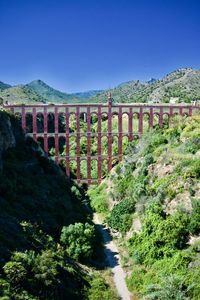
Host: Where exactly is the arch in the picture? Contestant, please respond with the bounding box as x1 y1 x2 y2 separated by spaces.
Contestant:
59 136 66 154
69 113 77 132
69 159 77 179
58 112 66 133
122 112 129 133
101 135 108 155
37 113 44 133
48 136 55 156
91 159 98 179
25 113 33 133
90 112 98 125
143 112 150 133
153 112 160 128
80 136 88 155
112 135 119 156
80 159 87 179
80 113 87 133
91 136 98 156
69 135 77 157
37 136 44 150
101 112 108 133
112 112 119 133
163 113 170 128
48 113 55 133
132 112 139 132
122 135 129 153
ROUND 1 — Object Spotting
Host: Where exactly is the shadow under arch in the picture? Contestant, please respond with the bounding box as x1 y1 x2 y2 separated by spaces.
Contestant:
26 113 33 133
37 112 44 133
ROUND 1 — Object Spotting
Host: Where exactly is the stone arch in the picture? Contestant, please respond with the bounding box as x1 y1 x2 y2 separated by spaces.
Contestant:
69 135 77 157
37 136 44 149
91 136 98 156
112 112 119 133
122 112 129 133
101 112 108 133
48 113 55 133
69 112 77 132
69 159 77 178
80 136 88 155
143 112 150 133
37 113 44 133
48 136 55 156
122 135 129 153
101 135 108 155
58 112 66 133
112 135 119 156
153 112 160 128
90 112 98 125
25 113 33 133
91 159 98 179
132 112 139 132
59 136 66 154
80 159 87 179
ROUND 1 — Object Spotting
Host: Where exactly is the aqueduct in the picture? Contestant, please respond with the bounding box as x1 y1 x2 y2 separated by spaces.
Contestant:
4 96 199 184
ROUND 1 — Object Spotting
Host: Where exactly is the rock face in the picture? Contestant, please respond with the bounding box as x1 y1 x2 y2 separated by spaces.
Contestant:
0 110 16 168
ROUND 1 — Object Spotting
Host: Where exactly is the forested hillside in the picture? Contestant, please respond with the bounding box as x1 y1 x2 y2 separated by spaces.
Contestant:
89 115 200 299
0 109 118 300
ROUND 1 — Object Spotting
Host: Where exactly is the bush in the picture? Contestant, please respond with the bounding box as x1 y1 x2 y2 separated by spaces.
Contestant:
60 222 95 261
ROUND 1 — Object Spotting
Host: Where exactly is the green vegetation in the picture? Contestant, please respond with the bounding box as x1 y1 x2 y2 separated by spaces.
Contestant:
89 115 200 299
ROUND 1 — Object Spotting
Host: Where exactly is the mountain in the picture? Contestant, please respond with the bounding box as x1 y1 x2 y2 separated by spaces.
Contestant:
91 68 200 103
1 67 200 104
0 85 47 104
27 80 79 103
0 81 11 90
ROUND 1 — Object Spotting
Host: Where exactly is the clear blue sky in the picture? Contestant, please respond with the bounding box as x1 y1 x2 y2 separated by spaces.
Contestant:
0 0 200 92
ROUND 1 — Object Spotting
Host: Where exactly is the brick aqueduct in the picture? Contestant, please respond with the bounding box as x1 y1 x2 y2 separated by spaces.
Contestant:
5 96 199 184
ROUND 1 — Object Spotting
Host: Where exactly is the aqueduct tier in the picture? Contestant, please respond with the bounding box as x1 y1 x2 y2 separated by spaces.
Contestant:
5 102 199 184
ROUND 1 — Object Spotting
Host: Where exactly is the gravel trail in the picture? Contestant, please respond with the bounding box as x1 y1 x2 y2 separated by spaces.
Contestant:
93 213 131 300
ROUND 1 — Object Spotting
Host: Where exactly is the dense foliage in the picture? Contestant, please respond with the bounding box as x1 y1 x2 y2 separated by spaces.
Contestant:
89 115 200 299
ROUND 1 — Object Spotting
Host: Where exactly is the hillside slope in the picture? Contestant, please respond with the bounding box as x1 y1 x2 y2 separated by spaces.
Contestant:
89 115 200 299
92 68 200 103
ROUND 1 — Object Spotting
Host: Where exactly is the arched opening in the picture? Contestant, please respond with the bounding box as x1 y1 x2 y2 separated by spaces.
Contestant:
112 135 119 156
69 136 77 157
69 113 77 132
101 136 108 155
37 137 44 150
80 136 88 156
59 136 66 155
143 113 150 133
69 160 77 179
153 113 160 128
58 113 66 133
132 112 139 133
26 113 33 133
122 135 129 153
101 113 108 133
48 113 55 133
122 113 129 133
80 112 87 133
48 137 55 156
90 113 98 125
112 112 119 133
91 136 98 156
91 159 98 179
37 113 44 133
101 159 108 178
163 113 170 128
80 159 87 179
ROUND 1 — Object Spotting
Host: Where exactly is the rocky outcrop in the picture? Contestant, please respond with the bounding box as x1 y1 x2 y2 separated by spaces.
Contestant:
0 110 16 168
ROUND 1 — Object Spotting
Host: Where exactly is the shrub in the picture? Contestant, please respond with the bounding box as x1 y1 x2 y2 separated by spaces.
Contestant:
60 222 95 261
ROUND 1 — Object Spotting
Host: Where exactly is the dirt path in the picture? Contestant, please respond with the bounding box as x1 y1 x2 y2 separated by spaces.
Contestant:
93 213 131 300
